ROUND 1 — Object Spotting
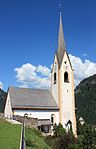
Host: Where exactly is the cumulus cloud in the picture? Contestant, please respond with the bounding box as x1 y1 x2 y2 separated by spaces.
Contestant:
36 65 51 78
14 63 36 82
14 63 51 89
69 54 96 86
0 81 3 89
14 55 96 88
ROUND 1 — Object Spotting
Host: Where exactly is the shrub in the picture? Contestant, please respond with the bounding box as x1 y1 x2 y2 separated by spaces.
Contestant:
53 123 66 136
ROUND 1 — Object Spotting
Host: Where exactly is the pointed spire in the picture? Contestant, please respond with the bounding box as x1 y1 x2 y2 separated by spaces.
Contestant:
58 12 66 50
57 12 66 65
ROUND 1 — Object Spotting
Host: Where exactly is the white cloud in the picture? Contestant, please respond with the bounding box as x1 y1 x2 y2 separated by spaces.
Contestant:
36 65 51 78
69 54 96 86
14 63 36 82
14 63 51 89
0 81 3 89
14 55 96 89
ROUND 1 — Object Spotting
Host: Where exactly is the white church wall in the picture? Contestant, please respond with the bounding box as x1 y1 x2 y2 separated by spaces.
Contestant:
51 55 59 105
4 92 12 119
60 52 75 127
13 109 59 125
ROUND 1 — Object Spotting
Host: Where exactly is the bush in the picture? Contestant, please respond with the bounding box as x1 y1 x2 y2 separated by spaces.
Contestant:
53 123 66 136
46 122 96 149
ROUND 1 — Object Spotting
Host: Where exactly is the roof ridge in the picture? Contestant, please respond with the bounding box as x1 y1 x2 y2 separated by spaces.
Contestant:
9 86 50 91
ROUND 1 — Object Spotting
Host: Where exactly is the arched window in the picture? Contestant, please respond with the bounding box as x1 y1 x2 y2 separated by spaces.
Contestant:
64 71 69 83
54 72 56 84
51 114 55 125
24 113 28 117
66 120 72 131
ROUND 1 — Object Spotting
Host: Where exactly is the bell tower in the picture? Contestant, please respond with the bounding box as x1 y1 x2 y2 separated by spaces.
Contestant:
51 13 77 136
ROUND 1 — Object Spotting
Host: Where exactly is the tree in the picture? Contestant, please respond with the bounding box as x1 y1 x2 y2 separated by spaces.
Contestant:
50 122 96 149
77 120 96 149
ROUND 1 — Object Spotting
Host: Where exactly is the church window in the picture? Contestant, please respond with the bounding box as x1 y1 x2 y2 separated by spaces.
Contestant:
24 113 28 117
64 71 69 83
54 72 56 84
51 114 55 126
66 120 72 131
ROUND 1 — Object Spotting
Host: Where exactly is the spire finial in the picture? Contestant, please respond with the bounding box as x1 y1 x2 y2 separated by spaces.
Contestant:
59 2 62 14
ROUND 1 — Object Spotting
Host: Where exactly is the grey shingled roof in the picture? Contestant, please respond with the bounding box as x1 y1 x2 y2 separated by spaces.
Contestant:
9 87 59 110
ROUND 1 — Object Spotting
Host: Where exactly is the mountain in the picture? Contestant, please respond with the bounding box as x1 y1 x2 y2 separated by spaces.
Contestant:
75 74 96 125
0 89 7 112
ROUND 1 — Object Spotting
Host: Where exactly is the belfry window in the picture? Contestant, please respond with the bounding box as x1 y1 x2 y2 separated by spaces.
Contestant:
64 71 69 83
54 72 56 84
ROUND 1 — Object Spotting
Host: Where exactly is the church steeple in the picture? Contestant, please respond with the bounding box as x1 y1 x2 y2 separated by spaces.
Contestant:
57 13 66 66
51 12 77 137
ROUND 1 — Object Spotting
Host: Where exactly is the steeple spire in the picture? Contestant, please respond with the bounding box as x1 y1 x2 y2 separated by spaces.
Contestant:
58 12 66 50
57 12 66 66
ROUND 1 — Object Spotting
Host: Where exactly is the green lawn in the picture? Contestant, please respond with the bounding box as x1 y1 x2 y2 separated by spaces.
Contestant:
0 120 21 149
25 127 52 149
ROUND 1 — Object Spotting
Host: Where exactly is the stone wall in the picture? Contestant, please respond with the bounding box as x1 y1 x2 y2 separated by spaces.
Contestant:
13 115 38 128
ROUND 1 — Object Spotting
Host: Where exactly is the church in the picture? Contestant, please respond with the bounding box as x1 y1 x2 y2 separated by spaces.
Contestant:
4 13 77 136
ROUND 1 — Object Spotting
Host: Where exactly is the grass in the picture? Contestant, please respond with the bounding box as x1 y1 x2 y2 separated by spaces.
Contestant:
25 127 52 149
0 119 21 149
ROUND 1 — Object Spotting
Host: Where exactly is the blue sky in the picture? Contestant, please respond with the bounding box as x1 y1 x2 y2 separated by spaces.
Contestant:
0 0 96 91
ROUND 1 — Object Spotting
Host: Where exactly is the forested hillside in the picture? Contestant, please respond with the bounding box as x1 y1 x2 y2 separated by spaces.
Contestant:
75 74 96 125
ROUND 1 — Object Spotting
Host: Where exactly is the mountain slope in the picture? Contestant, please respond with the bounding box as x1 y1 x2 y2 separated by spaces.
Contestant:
0 89 7 112
75 74 96 125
